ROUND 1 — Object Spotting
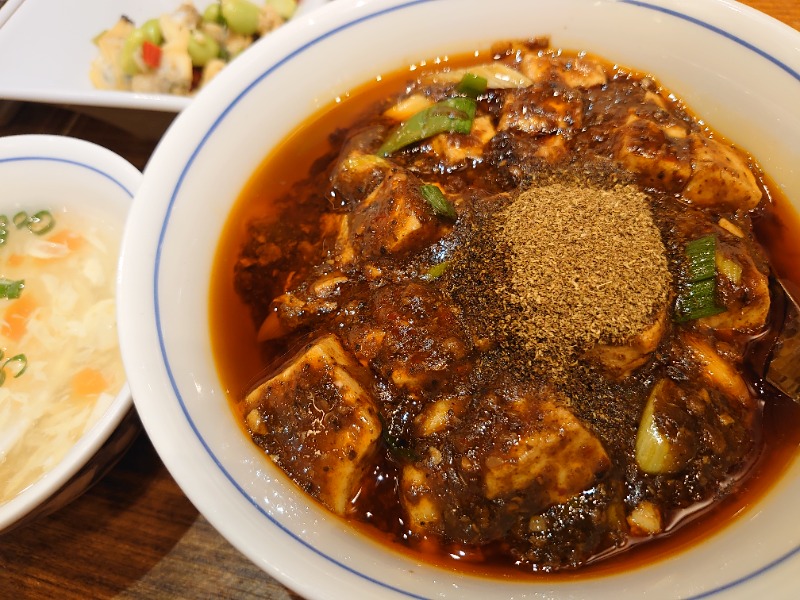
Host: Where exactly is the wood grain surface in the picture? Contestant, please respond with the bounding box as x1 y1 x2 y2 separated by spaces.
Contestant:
0 1 797 598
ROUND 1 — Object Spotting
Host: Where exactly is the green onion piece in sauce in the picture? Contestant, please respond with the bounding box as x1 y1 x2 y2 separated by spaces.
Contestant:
457 72 488 99
685 234 717 281
0 278 24 299
675 234 726 322
422 261 449 281
377 413 418 461
716 253 743 286
377 96 477 157
675 278 725 322
420 184 456 219
0 215 8 246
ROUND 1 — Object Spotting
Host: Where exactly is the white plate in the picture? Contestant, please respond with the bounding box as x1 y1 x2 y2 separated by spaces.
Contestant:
118 0 800 598
0 0 328 112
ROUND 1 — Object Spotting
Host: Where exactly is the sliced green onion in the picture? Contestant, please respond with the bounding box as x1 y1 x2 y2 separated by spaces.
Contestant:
675 275 725 322
13 210 56 235
0 215 8 246
456 72 488 99
425 64 533 90
377 97 477 157
635 380 679 474
377 413 418 461
0 278 24 299
685 234 716 282
716 253 743 286
422 261 449 281
675 234 726 323
4 354 27 378
420 184 456 219
0 352 27 386
12 211 28 229
2 211 56 244
27 210 56 235
341 153 389 173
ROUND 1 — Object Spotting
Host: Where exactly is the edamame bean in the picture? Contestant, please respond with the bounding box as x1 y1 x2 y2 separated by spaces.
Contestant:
140 18 163 45
203 2 224 24
188 31 221 67
265 0 297 20
221 0 260 36
120 29 147 76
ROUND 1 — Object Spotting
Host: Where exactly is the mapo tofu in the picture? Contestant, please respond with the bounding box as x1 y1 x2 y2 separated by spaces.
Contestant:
214 39 798 573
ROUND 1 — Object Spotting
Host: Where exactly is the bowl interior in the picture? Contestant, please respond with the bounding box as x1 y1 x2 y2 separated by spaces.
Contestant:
120 1 800 598
0 134 141 533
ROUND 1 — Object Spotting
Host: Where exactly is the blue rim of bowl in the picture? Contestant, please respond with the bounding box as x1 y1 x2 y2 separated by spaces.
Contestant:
0 156 138 198
152 1 800 597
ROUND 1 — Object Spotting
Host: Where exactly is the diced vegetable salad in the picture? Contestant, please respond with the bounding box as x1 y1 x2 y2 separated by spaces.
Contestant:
90 0 297 95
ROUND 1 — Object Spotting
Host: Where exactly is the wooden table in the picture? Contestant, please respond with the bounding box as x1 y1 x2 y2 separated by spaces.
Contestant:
1 2 797 598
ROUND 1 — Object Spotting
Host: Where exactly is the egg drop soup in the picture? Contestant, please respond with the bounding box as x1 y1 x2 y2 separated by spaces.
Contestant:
0 205 125 504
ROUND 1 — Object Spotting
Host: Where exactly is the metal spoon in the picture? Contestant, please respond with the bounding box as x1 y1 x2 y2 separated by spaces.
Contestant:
765 278 800 402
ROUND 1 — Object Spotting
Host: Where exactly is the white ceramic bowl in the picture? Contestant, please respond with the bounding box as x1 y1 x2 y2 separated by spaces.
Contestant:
0 0 24 28
118 1 800 598
0 134 142 534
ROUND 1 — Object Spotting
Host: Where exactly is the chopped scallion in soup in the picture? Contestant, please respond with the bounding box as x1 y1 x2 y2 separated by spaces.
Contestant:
0 206 125 504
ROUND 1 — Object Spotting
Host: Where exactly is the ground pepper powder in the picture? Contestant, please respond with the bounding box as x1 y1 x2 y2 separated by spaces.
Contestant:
448 170 671 377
